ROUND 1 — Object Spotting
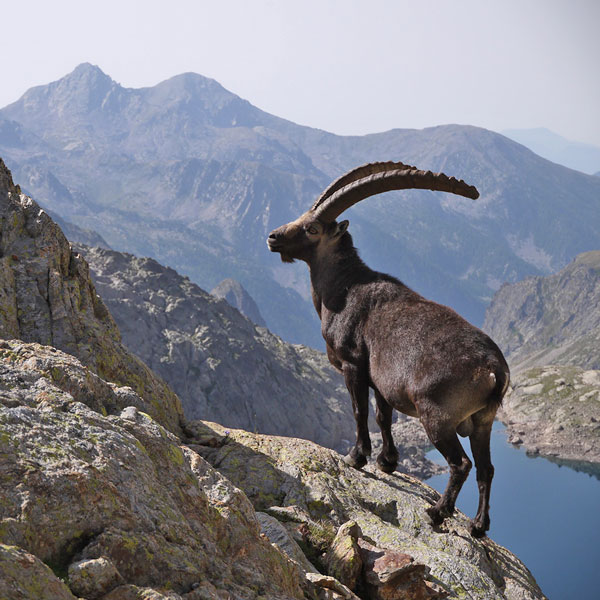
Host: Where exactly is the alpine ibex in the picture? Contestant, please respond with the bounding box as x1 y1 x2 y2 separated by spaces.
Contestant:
267 161 509 537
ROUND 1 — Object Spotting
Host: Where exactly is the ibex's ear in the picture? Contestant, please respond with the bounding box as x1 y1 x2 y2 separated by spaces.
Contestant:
333 220 349 238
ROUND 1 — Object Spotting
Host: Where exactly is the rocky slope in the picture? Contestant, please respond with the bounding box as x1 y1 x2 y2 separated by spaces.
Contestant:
0 340 309 600
0 158 182 433
190 420 546 600
499 366 600 474
483 250 600 371
0 339 546 600
2 63 600 347
76 244 354 451
211 278 267 327
483 251 600 471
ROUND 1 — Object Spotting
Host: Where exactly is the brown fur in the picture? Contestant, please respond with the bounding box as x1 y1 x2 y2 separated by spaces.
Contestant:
267 211 509 537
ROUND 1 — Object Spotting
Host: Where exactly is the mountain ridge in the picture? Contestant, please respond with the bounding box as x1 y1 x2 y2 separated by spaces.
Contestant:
2 63 599 348
483 249 600 371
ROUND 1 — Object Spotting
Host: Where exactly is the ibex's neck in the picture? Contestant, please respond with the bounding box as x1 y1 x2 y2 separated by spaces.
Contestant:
308 234 374 314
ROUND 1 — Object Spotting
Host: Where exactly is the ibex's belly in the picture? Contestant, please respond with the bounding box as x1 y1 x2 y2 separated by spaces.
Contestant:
381 390 419 418
368 353 495 421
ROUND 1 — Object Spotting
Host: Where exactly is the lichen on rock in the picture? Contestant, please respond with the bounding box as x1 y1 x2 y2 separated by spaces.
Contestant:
193 420 547 600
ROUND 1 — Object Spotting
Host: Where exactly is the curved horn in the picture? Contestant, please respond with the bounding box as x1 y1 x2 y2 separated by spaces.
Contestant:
310 161 417 212
312 163 479 223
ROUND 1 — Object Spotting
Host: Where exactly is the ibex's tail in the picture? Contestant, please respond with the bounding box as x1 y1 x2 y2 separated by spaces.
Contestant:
489 366 510 410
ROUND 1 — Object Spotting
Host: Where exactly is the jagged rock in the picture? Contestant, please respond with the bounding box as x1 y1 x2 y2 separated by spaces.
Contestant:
193 420 547 600
0 340 160 421
0 544 77 600
77 244 356 452
0 341 545 600
68 556 123 599
211 278 267 327
0 346 307 599
499 365 600 472
305 573 362 600
256 512 319 574
358 538 446 600
0 159 182 433
326 521 363 590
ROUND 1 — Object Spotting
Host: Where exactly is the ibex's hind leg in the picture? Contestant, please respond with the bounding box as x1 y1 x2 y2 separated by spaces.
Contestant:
468 408 495 537
374 391 399 473
422 416 472 527
342 363 371 470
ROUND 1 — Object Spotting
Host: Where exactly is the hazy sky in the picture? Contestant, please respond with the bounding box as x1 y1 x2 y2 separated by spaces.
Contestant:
2 0 599 145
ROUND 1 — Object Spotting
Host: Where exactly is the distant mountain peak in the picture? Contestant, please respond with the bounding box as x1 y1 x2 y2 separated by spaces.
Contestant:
150 70 238 105
71 61 108 76
59 61 117 90
211 278 267 327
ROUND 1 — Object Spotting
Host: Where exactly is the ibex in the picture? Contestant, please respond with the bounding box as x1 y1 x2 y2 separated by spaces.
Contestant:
267 161 509 537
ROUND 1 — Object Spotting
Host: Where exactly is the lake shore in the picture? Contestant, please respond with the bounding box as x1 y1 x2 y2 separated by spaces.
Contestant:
498 365 600 472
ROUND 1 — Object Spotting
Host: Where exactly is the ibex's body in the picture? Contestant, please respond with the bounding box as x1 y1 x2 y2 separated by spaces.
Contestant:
267 162 509 537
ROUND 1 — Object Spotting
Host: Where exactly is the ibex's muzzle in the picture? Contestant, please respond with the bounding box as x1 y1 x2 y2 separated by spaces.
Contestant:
266 231 283 252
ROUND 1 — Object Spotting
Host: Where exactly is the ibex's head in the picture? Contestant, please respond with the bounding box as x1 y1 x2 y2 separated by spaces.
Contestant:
267 161 479 263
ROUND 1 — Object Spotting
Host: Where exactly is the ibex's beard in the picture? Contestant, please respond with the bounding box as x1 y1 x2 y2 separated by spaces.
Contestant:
280 254 296 264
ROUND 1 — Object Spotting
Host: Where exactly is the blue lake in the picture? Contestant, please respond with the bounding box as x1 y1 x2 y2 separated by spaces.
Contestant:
425 422 600 600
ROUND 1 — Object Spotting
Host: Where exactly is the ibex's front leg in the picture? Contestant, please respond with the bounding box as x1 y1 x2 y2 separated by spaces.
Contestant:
342 363 371 470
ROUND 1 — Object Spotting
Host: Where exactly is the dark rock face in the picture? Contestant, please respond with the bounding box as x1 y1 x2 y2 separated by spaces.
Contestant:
211 277 267 327
77 244 356 452
483 250 600 371
0 158 182 432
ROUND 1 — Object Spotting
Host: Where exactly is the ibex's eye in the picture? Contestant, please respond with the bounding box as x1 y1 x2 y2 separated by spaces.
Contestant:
307 226 319 235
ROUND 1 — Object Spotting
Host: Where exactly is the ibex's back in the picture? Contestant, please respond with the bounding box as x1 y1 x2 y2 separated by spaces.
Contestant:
267 161 509 537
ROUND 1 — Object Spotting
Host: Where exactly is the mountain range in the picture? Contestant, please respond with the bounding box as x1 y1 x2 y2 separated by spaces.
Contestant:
502 128 600 175
1 63 599 349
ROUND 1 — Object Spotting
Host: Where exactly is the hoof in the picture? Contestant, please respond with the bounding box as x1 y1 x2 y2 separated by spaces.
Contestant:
376 454 398 474
425 505 452 527
469 518 489 538
343 452 368 470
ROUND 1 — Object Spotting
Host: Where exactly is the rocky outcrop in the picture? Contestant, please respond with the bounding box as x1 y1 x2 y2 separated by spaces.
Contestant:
0 158 182 432
483 251 600 371
190 420 546 600
0 339 546 600
0 340 309 599
77 244 355 452
499 366 600 474
211 278 267 327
